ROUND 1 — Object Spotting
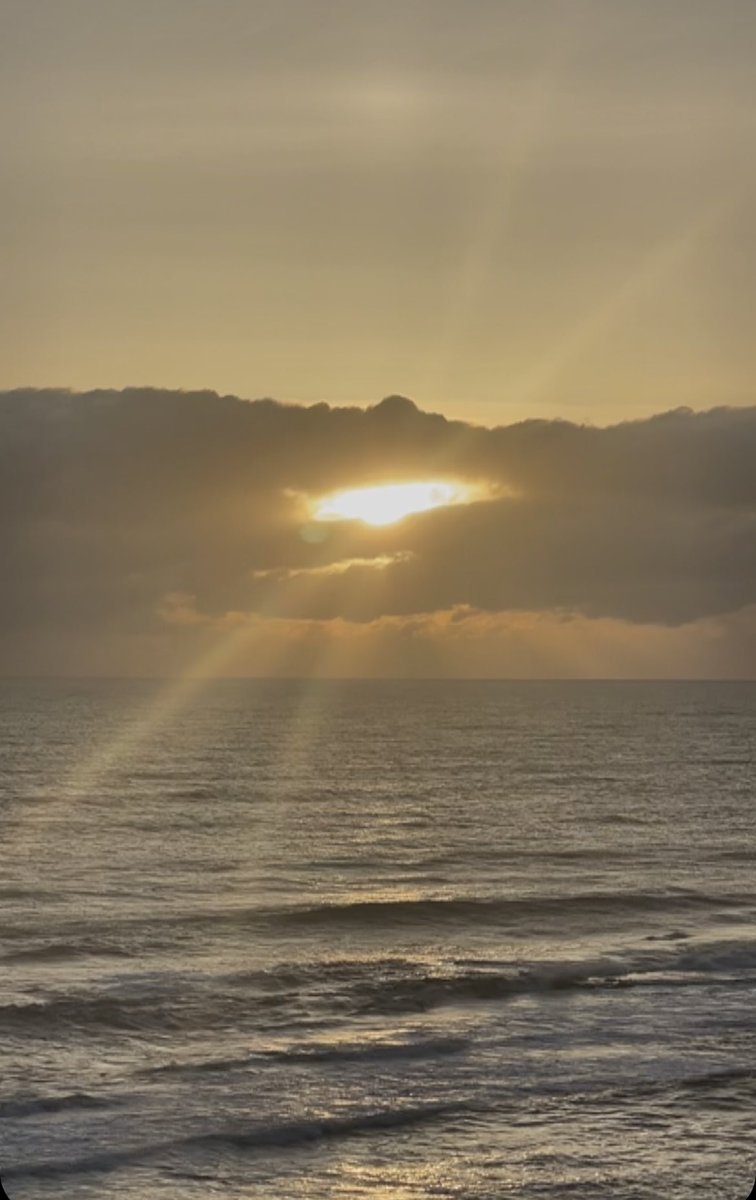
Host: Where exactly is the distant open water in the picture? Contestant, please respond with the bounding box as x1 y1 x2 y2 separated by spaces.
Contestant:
1 679 755 1199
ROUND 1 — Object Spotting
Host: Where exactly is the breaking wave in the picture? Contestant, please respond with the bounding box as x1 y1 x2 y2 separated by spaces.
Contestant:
4 935 756 1036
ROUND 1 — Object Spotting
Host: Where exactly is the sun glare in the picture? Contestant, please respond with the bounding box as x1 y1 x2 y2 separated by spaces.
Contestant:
314 481 467 526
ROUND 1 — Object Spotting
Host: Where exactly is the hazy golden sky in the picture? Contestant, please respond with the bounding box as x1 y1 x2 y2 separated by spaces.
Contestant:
3 0 756 425
3 5 755 677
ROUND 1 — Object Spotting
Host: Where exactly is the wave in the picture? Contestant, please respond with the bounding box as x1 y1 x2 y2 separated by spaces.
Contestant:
349 959 635 1015
1 940 134 964
266 1034 470 1065
671 940 756 974
604 1063 756 1111
193 1101 464 1148
100 887 755 942
5 936 756 1036
0 993 175 1033
7 887 749 958
139 1053 258 1079
263 889 756 930
341 938 756 1016
0 1092 118 1120
143 1035 469 1079
678 1066 756 1091
6 1102 464 1180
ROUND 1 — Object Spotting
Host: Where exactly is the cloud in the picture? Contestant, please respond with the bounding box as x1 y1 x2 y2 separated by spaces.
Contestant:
249 552 415 582
1 388 755 675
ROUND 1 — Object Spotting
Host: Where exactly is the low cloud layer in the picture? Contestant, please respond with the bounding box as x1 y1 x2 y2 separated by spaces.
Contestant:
1 388 755 676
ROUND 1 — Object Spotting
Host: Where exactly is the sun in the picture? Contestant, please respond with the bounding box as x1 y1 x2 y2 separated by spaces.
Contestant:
313 481 466 526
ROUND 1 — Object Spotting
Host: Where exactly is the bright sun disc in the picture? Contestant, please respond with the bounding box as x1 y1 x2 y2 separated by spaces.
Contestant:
314 481 465 526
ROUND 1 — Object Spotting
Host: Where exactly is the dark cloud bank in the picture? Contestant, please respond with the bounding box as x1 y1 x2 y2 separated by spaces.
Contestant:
1 388 755 673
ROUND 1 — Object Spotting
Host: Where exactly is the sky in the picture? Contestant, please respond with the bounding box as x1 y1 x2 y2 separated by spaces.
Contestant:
1 3 755 677
3 0 756 425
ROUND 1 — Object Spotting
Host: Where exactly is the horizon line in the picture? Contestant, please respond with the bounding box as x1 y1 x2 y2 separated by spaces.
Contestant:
2 675 754 685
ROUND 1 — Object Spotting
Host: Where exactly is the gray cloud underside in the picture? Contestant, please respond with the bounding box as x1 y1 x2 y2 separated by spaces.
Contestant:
1 388 754 633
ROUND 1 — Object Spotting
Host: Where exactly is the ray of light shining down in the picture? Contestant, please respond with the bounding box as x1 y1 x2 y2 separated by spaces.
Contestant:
63 554 364 800
64 619 269 798
421 4 583 399
12 615 281 880
510 194 743 405
314 481 466 526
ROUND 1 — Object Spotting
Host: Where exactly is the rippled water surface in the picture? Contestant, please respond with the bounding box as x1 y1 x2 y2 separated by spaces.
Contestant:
1 679 755 1198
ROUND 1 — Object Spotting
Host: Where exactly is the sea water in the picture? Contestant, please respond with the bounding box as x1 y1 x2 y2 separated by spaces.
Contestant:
1 679 755 1198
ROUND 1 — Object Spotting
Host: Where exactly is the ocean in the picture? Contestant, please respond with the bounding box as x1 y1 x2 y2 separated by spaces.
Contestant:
1 678 755 1199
